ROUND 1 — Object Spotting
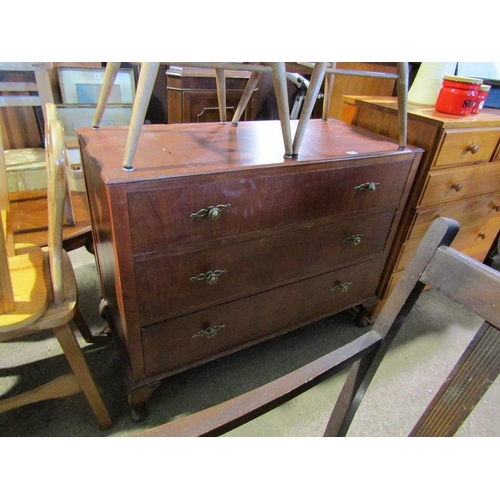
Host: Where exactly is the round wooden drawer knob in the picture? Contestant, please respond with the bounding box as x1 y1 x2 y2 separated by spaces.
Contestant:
466 144 480 154
451 183 463 192
493 204 500 212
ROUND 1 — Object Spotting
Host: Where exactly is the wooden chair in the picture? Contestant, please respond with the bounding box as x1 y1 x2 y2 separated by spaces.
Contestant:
1 98 95 343
92 62 328 170
0 63 92 254
135 216 500 437
0 108 112 430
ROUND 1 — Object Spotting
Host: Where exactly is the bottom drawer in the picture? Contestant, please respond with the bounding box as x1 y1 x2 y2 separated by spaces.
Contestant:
142 257 384 376
408 192 500 242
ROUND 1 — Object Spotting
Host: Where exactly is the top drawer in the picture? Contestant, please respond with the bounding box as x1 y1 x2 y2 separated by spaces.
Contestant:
433 127 500 168
127 155 414 255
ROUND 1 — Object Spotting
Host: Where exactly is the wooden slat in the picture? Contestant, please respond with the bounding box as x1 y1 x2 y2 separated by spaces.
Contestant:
0 62 52 71
410 323 500 437
0 82 38 92
421 246 500 327
0 373 81 414
136 330 382 437
0 95 41 107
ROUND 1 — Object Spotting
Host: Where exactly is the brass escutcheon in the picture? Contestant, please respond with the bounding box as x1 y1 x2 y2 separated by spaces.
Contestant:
342 234 364 246
192 324 226 339
330 282 352 293
190 269 227 285
354 182 380 192
190 203 231 220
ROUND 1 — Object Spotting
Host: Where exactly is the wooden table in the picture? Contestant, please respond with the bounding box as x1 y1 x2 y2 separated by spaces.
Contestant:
9 189 93 252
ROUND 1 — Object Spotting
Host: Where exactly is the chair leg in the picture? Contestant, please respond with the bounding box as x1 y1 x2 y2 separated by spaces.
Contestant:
215 68 227 124
53 323 112 429
270 62 293 158
72 306 95 343
231 72 262 126
122 62 160 171
396 62 408 150
292 62 327 156
322 63 336 121
323 352 375 436
92 62 121 129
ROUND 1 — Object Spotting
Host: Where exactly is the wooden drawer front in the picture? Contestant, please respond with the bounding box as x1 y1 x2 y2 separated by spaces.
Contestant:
141 257 384 376
408 192 500 242
135 210 395 323
434 128 500 168
127 157 413 255
419 162 500 207
396 223 500 272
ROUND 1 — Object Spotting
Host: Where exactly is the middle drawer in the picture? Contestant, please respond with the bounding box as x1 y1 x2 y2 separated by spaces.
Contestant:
419 161 500 207
134 210 395 324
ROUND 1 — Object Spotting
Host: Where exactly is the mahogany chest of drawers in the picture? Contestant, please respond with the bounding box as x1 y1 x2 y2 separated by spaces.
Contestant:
342 97 500 316
77 119 422 416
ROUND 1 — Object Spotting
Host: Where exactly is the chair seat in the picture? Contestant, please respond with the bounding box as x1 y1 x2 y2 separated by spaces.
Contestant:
0 244 47 334
0 247 77 342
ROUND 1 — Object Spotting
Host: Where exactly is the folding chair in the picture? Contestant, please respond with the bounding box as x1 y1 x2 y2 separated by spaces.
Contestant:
135 217 500 437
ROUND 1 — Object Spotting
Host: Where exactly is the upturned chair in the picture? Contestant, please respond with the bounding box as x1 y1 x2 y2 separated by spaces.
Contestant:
92 62 328 170
0 106 112 429
136 216 500 437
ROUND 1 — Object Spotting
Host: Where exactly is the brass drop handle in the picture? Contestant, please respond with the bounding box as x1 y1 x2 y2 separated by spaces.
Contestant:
342 233 364 246
466 144 480 154
478 232 487 240
355 182 380 192
192 324 226 339
190 269 227 285
190 203 231 220
451 183 463 192
330 282 352 293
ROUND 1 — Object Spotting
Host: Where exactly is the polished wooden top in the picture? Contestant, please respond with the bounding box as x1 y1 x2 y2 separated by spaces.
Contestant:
9 189 91 251
344 95 500 129
77 118 422 184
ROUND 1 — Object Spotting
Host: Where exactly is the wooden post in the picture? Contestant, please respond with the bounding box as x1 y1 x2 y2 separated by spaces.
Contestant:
92 62 121 129
122 62 160 171
215 68 227 124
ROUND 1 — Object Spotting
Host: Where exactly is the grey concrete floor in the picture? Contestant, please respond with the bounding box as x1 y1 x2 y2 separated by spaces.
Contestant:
0 246 499 437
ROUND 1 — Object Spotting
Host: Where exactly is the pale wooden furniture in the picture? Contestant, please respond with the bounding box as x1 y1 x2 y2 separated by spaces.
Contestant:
137 216 500 437
0 66 93 252
342 97 500 318
77 117 422 419
0 62 54 127
0 110 112 429
308 62 409 150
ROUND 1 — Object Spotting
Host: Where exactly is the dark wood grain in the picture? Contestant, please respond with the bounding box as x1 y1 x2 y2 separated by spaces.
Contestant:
134 210 394 323
141 257 385 376
78 118 422 412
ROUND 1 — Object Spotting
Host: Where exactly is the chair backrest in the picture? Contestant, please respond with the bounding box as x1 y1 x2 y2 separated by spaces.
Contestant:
0 62 54 130
44 107 68 305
